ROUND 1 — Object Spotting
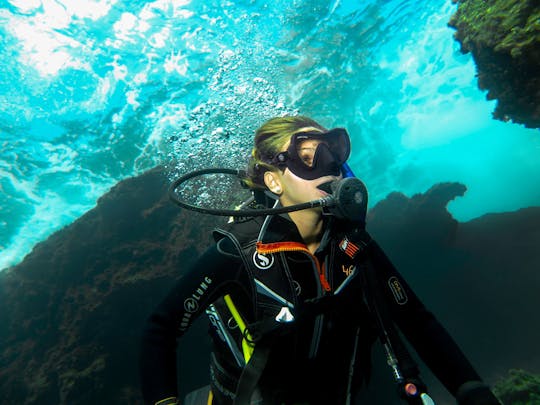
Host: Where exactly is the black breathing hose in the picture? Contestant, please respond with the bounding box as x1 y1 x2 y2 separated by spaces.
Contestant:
168 168 334 217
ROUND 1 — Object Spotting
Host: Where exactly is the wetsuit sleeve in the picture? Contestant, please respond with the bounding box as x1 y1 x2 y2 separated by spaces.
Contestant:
139 243 241 405
366 240 483 397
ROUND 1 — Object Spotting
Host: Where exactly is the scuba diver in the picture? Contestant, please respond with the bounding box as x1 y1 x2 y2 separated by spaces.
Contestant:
139 116 502 405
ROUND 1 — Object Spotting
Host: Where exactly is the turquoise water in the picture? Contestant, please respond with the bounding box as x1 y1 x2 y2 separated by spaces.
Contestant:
1 0 539 270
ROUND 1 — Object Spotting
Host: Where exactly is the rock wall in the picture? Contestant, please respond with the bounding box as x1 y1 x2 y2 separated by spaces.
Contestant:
0 167 216 404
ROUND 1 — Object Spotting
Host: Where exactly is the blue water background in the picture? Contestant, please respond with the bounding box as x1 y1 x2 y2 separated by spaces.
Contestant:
1 0 539 270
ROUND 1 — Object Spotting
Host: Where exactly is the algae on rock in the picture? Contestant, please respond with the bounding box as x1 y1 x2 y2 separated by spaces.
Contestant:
449 0 540 128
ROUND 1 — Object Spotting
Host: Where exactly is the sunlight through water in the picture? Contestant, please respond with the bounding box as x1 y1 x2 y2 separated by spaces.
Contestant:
1 0 539 270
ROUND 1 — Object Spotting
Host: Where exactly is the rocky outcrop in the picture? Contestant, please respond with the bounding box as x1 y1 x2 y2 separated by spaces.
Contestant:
0 167 217 404
493 369 540 404
449 0 540 128
1 167 539 404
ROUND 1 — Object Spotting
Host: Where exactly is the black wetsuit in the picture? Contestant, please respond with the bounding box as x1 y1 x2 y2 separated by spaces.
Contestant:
140 214 482 405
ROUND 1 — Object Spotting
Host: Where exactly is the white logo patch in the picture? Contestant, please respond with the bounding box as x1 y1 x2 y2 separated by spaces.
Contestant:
253 251 274 270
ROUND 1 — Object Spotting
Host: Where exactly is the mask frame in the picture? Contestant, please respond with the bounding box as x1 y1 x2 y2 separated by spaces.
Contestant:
269 128 351 180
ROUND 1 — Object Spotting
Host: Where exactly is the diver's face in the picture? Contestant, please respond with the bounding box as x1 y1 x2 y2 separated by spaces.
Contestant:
264 127 344 209
271 137 342 208
278 167 341 208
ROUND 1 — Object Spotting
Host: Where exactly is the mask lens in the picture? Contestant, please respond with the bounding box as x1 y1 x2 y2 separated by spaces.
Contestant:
296 138 327 168
324 128 350 164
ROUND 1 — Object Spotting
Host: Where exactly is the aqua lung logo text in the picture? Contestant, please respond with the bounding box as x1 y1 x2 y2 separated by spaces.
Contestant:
179 276 213 331
253 251 274 270
184 298 198 313
388 276 408 305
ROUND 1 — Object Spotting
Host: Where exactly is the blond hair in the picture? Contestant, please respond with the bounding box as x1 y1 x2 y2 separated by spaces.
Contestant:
244 116 326 189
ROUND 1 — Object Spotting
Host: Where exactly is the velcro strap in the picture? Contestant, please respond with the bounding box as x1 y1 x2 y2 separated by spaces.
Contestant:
233 344 271 405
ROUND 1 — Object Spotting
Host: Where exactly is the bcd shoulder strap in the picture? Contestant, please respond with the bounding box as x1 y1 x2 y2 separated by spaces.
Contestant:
211 220 300 404
213 220 299 322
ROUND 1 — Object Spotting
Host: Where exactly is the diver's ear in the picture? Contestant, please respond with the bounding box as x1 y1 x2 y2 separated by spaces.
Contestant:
264 171 283 195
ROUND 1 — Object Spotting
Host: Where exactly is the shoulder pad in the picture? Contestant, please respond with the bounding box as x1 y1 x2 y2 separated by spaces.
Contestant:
215 237 240 257
213 216 264 246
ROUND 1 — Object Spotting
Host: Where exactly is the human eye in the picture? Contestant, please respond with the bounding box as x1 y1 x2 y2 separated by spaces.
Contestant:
298 146 316 166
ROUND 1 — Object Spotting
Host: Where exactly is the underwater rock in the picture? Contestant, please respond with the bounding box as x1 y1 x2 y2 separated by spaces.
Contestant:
367 182 467 261
493 369 540 404
448 0 540 128
0 167 539 404
0 167 217 404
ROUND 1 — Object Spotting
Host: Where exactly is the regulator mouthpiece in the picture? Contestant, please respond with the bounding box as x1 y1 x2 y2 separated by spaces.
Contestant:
321 177 368 223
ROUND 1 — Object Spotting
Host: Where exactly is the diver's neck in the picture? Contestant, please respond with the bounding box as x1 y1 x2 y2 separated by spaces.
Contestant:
288 210 324 254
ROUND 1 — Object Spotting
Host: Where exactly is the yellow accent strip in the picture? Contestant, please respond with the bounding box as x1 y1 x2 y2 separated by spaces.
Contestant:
224 294 254 363
154 397 177 405
207 390 213 405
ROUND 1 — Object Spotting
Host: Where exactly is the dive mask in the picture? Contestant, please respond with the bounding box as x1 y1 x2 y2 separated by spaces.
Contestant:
269 128 351 180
